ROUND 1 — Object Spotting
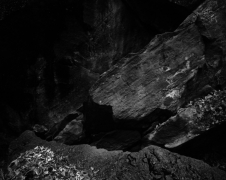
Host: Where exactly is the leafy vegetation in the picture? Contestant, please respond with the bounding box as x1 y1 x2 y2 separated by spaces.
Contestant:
5 146 91 180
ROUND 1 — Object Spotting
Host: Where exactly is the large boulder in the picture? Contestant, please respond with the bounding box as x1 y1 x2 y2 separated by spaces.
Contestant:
90 0 226 121
5 130 226 180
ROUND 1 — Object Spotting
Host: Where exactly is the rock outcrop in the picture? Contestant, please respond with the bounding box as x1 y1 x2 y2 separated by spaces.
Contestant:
5 131 226 180
90 0 226 123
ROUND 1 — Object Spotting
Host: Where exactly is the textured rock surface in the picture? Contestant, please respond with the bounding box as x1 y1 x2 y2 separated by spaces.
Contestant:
5 131 226 180
145 90 226 148
91 26 204 120
90 0 226 121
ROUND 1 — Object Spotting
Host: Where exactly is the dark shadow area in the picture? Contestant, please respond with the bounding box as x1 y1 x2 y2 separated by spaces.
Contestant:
82 99 176 152
122 0 191 33
83 97 116 136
